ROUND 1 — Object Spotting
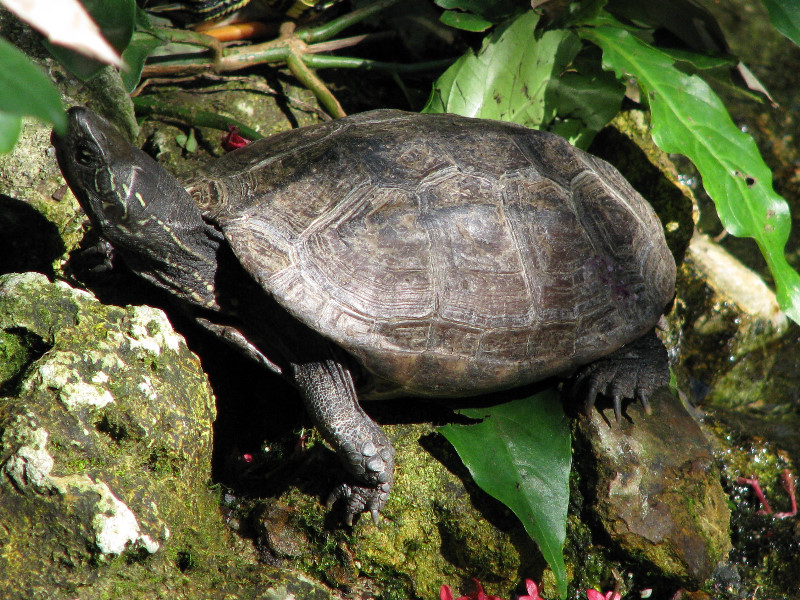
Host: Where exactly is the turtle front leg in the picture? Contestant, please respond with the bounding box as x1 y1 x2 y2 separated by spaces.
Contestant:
293 358 394 525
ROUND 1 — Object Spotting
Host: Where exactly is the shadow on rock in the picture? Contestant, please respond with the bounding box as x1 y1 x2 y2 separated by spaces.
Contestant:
0 195 64 277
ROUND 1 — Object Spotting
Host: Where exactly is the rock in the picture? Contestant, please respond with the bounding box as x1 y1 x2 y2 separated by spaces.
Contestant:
0 272 213 593
226 419 545 600
0 272 335 600
575 389 732 584
673 233 790 410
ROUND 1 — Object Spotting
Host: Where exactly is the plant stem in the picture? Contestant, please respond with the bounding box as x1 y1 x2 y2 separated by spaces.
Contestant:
303 55 454 74
152 27 223 65
132 96 264 140
298 0 402 43
286 50 346 118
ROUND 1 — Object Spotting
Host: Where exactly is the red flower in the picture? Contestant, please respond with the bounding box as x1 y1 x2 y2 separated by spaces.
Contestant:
440 578 545 600
222 125 250 151
587 589 621 600
440 578 502 600
518 579 546 600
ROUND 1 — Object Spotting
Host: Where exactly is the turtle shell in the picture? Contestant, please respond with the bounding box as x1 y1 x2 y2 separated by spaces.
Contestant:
189 110 676 398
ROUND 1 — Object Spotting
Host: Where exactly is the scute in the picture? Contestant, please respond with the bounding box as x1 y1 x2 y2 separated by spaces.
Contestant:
190 110 676 397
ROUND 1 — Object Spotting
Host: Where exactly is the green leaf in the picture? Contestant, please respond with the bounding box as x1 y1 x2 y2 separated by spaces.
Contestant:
439 10 493 32
0 111 23 153
656 47 734 71
0 37 66 136
761 0 800 47
45 0 136 81
424 12 557 123
580 14 800 323
434 0 522 24
121 30 166 92
424 11 623 147
550 0 607 28
544 48 624 148
439 390 571 599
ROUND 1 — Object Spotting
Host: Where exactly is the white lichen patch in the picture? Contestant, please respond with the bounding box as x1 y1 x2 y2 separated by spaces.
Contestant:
98 349 126 372
2 414 162 557
139 534 161 554
137 375 158 401
1 423 54 491
91 371 109 385
34 354 114 410
262 586 297 600
0 272 47 302
54 278 94 301
48 474 161 556
91 481 146 555
126 306 183 356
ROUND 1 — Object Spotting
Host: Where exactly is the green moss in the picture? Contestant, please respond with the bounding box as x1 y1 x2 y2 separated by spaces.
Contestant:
0 329 31 390
0 274 322 598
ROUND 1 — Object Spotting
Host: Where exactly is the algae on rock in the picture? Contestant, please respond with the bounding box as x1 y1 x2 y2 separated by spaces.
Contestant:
0 272 333 600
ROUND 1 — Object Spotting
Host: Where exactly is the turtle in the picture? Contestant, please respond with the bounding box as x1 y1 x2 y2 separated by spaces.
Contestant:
51 106 676 524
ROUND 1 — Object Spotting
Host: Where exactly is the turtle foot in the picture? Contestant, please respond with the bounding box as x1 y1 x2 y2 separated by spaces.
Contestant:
328 436 394 525
326 480 391 526
568 329 669 422
293 355 395 524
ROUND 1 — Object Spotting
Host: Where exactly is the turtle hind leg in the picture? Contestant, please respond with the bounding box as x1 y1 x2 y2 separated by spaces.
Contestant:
293 354 394 525
566 329 669 422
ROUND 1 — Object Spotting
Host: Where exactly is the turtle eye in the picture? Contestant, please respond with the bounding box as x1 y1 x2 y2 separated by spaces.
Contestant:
75 142 96 167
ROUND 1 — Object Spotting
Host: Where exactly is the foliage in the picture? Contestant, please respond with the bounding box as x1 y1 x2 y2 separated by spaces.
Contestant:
0 36 66 144
424 1 800 324
42 0 136 80
761 0 800 46
423 10 623 149
439 391 571 598
578 13 800 325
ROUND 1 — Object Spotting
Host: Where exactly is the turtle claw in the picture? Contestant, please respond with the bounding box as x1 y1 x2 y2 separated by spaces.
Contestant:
638 391 653 415
612 395 623 423
326 480 389 526
568 330 669 422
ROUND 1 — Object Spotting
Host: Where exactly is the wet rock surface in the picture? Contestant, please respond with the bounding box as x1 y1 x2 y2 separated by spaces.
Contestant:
574 389 732 584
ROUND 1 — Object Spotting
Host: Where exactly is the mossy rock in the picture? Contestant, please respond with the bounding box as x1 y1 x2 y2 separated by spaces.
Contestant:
0 272 334 600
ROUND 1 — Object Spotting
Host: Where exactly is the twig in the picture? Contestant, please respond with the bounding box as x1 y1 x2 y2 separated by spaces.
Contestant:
303 54 454 73
298 0 402 43
132 96 264 140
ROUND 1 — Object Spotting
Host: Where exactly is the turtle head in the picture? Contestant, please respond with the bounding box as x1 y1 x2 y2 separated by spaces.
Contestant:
52 106 177 238
52 106 222 309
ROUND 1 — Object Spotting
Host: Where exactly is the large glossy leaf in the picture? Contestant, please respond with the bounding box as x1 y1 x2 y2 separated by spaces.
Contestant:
0 36 66 138
761 0 800 48
3 0 121 65
544 47 624 149
424 11 547 121
439 390 571 599
121 30 165 92
580 15 800 324
439 10 493 32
